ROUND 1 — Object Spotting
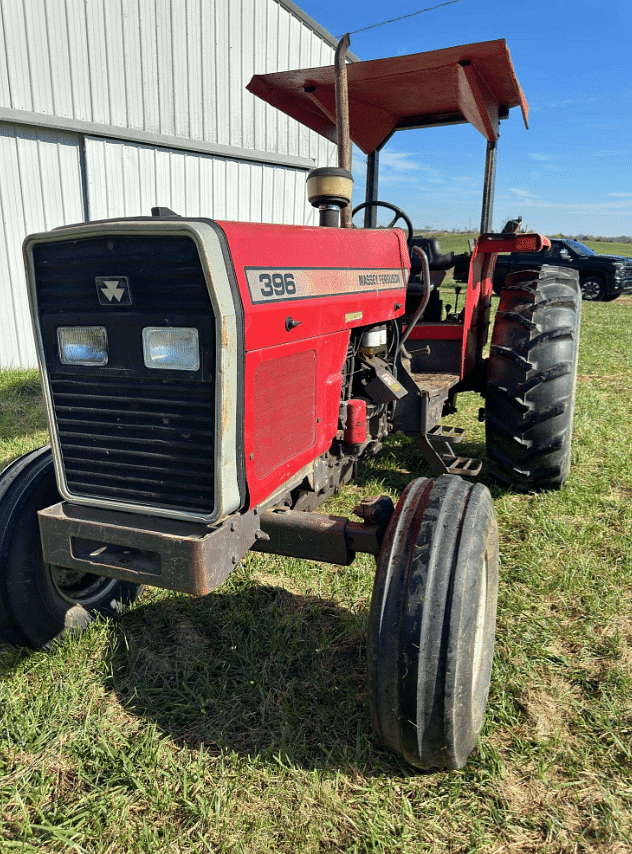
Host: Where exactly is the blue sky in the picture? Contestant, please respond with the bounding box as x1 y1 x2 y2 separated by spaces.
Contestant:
297 0 632 236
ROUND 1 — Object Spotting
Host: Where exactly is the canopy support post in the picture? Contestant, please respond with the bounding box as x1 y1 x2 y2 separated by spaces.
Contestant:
480 138 497 234
364 149 379 228
335 34 353 228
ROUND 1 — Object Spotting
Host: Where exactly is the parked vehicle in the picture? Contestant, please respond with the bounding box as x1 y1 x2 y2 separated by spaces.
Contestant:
455 237 632 301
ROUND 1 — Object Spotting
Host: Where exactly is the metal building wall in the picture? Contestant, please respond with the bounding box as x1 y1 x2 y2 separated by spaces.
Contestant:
84 137 315 225
0 123 85 368
0 0 336 165
0 0 340 368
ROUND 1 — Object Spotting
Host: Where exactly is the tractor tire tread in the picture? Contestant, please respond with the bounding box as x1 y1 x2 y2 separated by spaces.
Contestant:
485 451 562 489
489 345 533 372
486 400 566 437
0 447 53 645
0 447 142 648
494 309 537 331
485 386 529 415
368 475 499 770
519 363 573 393
486 266 580 492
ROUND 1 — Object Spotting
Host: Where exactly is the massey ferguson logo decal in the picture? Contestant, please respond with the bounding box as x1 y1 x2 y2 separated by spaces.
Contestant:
245 267 405 304
95 276 132 305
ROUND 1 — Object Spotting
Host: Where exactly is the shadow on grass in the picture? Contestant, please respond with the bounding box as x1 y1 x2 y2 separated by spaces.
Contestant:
105 584 409 774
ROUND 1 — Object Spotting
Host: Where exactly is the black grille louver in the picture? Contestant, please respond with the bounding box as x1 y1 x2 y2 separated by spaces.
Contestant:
33 234 218 516
34 235 211 313
50 376 215 512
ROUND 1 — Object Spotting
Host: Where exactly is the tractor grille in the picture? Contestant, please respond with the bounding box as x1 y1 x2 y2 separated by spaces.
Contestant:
50 376 215 512
33 234 217 516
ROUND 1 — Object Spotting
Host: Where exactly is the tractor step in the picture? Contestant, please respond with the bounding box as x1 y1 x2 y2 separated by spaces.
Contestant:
444 456 483 477
427 425 465 444
413 430 483 478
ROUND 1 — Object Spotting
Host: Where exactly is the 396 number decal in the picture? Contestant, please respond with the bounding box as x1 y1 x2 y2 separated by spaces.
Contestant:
259 272 296 298
246 266 404 304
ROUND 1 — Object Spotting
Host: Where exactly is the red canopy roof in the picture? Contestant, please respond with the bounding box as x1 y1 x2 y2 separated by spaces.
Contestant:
248 39 528 154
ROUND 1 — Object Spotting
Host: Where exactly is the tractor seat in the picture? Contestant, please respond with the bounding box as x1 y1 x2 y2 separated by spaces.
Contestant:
409 237 455 272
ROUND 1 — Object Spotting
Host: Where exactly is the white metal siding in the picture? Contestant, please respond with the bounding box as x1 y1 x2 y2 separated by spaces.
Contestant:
0 122 85 368
0 0 339 368
83 135 316 225
0 0 337 165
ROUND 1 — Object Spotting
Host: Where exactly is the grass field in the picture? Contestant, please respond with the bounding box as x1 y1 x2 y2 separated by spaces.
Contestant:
1 294 631 852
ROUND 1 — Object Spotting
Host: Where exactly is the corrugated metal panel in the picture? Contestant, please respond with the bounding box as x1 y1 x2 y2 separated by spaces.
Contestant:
0 121 85 368
83 136 316 225
0 0 342 368
0 0 338 164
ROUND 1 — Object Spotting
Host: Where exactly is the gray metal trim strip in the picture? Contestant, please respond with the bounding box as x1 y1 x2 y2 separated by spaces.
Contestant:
274 0 360 60
0 107 314 169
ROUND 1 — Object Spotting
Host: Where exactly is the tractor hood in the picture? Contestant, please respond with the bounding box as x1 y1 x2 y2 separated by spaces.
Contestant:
247 39 529 154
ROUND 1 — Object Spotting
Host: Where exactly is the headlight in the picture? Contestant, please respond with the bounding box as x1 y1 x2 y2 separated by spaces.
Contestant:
142 327 200 371
57 326 108 366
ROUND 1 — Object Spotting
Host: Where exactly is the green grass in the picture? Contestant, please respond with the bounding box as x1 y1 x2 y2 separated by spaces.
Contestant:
1 298 632 852
0 369 49 463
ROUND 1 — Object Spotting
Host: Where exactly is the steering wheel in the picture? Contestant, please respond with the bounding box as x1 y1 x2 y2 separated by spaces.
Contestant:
352 201 414 244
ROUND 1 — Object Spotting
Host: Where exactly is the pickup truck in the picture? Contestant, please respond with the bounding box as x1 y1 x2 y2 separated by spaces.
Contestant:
454 237 632 301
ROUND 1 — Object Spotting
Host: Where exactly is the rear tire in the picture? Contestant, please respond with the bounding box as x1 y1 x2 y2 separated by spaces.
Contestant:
0 447 141 648
367 475 499 770
486 266 581 491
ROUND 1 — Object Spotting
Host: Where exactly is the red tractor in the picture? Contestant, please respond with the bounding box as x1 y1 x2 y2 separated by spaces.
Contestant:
0 39 580 770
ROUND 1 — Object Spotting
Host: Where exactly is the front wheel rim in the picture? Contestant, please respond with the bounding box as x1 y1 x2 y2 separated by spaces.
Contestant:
49 565 118 607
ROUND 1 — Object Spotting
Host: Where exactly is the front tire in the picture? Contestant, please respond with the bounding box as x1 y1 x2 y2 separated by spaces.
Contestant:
367 475 499 770
0 447 141 648
486 266 581 491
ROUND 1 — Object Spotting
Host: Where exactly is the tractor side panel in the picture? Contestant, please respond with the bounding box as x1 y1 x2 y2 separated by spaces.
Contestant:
215 221 409 351
216 221 409 508
244 330 349 507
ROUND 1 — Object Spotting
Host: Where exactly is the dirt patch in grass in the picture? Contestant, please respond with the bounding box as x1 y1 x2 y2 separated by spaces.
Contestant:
576 373 628 390
608 486 632 504
1 742 82 810
498 760 632 852
603 611 632 683
523 672 578 743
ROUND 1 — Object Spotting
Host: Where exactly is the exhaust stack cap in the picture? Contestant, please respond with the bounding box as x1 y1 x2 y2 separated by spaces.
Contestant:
306 167 353 209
